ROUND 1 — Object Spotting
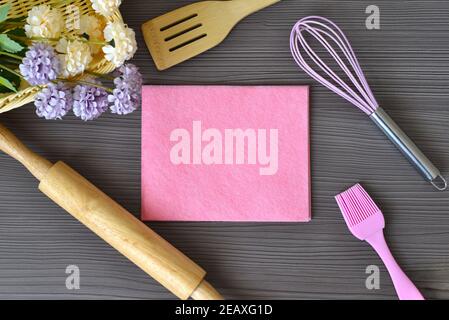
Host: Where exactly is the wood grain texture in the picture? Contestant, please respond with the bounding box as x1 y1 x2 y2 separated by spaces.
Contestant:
0 0 448 300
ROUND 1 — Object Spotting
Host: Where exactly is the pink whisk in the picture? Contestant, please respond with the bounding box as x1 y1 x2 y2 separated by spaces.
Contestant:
290 16 447 191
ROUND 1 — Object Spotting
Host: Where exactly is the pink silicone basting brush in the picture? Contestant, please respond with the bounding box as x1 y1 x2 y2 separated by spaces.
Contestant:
335 184 424 300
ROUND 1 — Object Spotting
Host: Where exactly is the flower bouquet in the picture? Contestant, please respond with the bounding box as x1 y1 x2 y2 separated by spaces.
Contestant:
0 0 142 120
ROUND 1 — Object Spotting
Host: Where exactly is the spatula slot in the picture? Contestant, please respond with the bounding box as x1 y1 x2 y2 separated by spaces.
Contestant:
165 24 203 42
160 13 198 32
169 34 207 52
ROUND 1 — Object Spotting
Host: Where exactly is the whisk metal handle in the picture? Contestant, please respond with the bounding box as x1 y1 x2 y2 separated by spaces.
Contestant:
370 108 447 191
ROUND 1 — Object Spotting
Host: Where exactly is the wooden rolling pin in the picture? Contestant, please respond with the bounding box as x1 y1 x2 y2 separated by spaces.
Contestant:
0 123 222 300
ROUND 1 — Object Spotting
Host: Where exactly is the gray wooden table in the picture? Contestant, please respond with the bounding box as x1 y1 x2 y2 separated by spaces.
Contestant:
0 0 448 300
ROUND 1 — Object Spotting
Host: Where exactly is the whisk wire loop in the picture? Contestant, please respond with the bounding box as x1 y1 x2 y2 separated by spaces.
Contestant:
298 27 369 110
302 26 374 112
290 16 379 114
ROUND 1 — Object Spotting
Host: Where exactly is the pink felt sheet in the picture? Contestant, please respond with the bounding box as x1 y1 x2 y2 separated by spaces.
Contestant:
141 85 311 222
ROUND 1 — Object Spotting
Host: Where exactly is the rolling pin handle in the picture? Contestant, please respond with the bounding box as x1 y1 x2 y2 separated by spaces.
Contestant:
0 124 52 181
191 279 224 300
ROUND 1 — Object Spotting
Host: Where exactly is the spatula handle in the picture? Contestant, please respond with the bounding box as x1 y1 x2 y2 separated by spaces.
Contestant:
230 0 280 18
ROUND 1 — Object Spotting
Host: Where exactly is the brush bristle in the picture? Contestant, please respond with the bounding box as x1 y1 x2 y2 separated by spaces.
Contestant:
335 184 380 227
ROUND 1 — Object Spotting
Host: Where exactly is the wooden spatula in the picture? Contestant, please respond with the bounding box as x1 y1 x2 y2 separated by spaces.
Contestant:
142 0 280 70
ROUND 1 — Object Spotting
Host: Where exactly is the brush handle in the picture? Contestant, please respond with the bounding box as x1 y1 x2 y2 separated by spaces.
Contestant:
366 231 424 300
0 124 222 300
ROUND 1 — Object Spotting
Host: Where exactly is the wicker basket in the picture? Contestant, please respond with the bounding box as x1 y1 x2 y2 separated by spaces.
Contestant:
0 0 121 113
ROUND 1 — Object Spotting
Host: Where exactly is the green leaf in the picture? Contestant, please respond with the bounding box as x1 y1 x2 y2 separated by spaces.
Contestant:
0 75 17 92
6 28 26 56
0 3 11 24
0 66 20 93
0 34 23 53
7 28 25 38
4 17 25 23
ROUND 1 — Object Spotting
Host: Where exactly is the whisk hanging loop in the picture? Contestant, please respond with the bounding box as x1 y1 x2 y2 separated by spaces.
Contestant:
431 176 448 192
290 16 447 191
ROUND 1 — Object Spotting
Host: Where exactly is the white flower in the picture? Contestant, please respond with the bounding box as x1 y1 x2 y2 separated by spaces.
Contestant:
102 21 137 67
90 0 121 17
57 38 93 77
25 4 64 39
78 15 104 54
79 15 103 39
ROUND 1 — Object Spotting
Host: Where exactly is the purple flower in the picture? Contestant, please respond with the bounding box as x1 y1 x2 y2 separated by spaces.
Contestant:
34 82 72 120
73 83 109 121
108 64 142 115
118 63 142 89
19 43 61 86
